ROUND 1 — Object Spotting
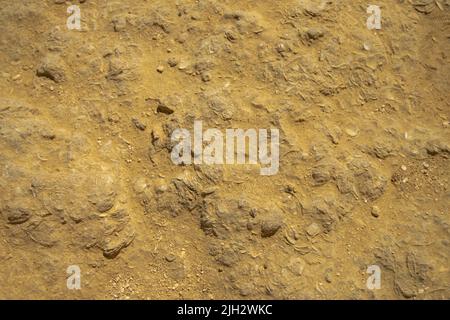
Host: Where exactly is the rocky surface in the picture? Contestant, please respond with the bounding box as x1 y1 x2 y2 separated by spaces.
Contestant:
0 0 448 299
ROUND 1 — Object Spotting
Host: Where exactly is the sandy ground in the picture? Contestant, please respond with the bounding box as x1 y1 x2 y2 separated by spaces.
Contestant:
0 0 449 299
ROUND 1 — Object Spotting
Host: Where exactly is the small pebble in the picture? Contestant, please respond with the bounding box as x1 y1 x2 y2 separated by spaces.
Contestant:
165 254 176 262
155 184 168 194
306 223 321 237
345 128 358 137
201 72 211 82
305 28 324 40
261 218 282 238
156 65 165 73
167 58 178 67
371 206 380 218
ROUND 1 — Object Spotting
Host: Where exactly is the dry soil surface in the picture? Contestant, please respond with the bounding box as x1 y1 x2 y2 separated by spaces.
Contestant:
0 0 449 299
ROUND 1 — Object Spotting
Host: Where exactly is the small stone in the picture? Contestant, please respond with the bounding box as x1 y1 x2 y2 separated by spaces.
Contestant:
133 178 148 193
5 207 31 224
345 128 358 137
395 278 417 298
216 249 238 267
178 62 189 70
225 30 238 42
41 131 56 140
167 58 178 67
165 253 176 262
422 162 429 169
305 28 324 40
156 65 165 73
112 16 127 32
260 215 282 238
401 165 407 171
132 118 146 131
103 231 135 259
306 222 321 237
239 286 252 297
371 206 380 218
287 257 305 276
96 200 114 213
156 103 174 115
201 72 211 82
36 55 66 83
154 184 168 194
276 43 287 54
312 165 331 185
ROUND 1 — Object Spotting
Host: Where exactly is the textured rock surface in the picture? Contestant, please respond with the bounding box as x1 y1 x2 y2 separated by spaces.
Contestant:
0 0 448 299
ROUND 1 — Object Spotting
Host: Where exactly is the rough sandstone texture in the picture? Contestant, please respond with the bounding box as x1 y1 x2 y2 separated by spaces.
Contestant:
0 0 449 299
